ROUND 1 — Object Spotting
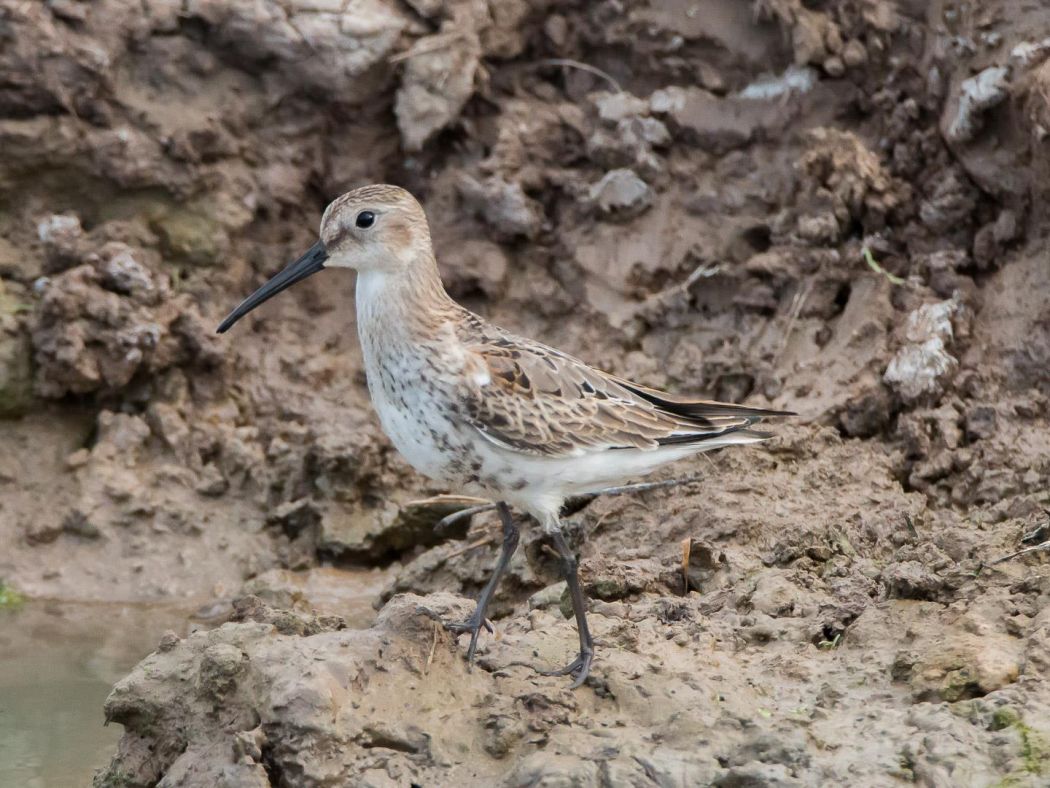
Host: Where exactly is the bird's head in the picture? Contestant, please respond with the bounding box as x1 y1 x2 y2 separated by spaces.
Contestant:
216 184 432 333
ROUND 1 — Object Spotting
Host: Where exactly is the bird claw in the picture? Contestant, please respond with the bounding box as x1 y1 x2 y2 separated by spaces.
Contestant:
445 617 494 635
536 649 594 689
444 614 494 664
433 516 459 538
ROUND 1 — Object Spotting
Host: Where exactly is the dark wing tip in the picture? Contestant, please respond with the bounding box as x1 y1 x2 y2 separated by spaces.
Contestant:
618 381 795 423
682 403 796 420
655 426 774 447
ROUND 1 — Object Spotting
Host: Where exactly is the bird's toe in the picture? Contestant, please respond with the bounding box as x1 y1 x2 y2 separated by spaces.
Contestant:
538 649 594 688
444 616 494 635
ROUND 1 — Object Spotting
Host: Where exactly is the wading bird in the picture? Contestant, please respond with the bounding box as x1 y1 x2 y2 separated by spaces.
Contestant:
217 185 791 687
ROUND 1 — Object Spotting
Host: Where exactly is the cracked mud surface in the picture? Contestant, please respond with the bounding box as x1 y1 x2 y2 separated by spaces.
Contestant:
1 1 1049 786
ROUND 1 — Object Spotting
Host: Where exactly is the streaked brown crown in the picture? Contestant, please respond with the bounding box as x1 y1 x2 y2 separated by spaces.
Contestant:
320 184 430 255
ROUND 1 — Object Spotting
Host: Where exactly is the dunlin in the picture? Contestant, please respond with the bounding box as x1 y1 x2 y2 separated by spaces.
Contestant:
218 184 792 687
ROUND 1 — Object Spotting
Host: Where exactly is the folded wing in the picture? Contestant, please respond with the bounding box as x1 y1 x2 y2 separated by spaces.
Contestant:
460 334 792 458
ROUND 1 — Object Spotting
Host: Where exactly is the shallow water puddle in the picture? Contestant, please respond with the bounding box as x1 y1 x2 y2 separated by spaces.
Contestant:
0 601 193 788
0 567 391 786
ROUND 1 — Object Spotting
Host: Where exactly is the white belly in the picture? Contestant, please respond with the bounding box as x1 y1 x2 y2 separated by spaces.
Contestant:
365 357 474 485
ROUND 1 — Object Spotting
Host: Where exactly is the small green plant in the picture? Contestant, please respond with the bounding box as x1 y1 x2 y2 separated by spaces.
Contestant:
0 580 25 609
817 632 842 650
862 247 906 285
1018 719 1048 775
989 707 1049 779
895 749 916 781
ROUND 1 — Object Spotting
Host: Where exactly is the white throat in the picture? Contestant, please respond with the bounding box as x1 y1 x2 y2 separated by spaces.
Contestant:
354 268 393 335
355 267 388 306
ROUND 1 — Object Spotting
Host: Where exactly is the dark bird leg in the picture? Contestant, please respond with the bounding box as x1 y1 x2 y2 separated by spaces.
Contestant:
446 501 519 664
539 527 594 688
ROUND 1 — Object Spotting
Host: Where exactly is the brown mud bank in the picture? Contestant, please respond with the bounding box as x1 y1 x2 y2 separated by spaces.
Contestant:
99 431 1050 786
0 0 1049 786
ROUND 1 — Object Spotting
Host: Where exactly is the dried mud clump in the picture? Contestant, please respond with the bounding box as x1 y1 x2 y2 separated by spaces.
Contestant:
795 128 905 244
883 296 965 405
31 243 220 398
396 12 481 152
185 0 415 105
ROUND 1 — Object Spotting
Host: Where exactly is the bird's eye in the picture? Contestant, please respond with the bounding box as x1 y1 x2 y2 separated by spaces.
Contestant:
356 211 375 229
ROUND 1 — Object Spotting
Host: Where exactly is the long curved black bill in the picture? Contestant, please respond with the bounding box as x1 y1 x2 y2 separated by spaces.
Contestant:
216 240 328 333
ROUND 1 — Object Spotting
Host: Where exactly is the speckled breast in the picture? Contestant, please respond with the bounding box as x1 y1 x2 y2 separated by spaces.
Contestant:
364 350 483 489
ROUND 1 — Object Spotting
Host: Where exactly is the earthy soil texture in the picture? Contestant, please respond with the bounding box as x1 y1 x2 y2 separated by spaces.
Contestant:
2 0 1050 786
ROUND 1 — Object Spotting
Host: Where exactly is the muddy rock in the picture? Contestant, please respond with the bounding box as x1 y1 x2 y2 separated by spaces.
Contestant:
317 493 480 561
457 174 543 239
838 384 893 438
395 16 481 151
964 404 998 442
713 763 801 787
0 3 112 120
756 0 847 67
378 526 541 618
187 0 414 104
918 248 971 296
100 577 1050 786
737 66 819 101
586 105 670 177
149 208 230 267
943 66 1011 144
795 128 902 241
97 595 482 787
919 168 980 235
884 298 963 405
593 90 649 123
441 238 510 299
651 86 786 153
880 559 952 601
973 209 1020 270
578 553 669 601
587 168 652 216
30 251 220 398
904 630 1024 702
37 213 87 274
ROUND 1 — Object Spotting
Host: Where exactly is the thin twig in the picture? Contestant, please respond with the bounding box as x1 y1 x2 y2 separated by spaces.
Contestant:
424 619 439 675
589 508 616 536
1021 514 1050 545
444 536 493 560
276 1 320 54
989 539 1050 565
435 504 496 536
389 32 468 64
773 275 815 368
535 58 621 92
681 537 692 595
643 262 723 308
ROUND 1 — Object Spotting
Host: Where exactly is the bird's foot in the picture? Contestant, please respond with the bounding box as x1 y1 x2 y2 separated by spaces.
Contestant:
444 613 494 664
537 648 594 689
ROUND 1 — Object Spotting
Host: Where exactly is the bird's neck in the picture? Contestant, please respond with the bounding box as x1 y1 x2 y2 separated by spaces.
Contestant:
355 254 460 350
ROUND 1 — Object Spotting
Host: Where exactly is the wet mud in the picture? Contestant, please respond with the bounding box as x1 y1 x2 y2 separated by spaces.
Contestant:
1 1 1049 786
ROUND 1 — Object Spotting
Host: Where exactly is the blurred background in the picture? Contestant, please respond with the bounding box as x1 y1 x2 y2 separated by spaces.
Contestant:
1 1 1050 786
